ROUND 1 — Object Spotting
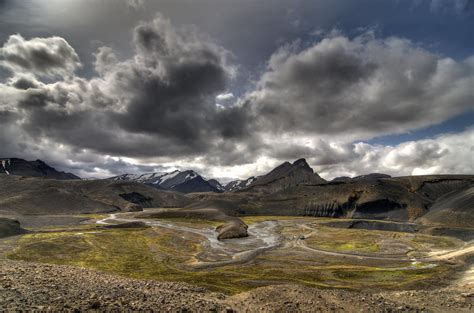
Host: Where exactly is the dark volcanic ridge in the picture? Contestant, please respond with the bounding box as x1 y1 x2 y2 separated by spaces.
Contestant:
0 158 79 180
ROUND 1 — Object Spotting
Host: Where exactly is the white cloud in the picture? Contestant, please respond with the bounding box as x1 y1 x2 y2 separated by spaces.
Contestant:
0 34 81 78
216 93 234 101
313 128 474 180
246 33 474 142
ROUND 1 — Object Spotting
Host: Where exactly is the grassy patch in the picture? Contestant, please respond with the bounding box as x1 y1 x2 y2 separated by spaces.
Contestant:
305 227 382 253
8 225 446 294
74 213 110 220
411 234 460 250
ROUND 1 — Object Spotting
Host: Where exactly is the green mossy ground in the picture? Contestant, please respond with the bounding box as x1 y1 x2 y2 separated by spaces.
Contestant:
304 227 382 253
8 217 449 294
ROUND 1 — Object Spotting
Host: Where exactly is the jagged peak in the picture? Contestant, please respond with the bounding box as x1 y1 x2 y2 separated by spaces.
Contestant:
292 158 313 173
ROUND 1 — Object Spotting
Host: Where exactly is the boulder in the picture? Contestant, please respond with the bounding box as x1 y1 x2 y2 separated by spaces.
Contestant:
216 220 249 240
0 217 27 238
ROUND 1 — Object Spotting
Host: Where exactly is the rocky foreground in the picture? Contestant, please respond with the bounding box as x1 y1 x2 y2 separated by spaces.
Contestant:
1 259 473 312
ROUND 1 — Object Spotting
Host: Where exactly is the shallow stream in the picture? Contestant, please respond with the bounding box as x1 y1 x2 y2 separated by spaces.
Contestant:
97 213 281 266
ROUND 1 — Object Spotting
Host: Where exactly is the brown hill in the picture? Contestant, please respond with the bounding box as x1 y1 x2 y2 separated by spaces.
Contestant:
0 175 190 215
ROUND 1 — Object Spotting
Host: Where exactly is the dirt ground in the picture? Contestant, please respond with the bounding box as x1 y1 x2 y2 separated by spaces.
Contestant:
1 258 473 312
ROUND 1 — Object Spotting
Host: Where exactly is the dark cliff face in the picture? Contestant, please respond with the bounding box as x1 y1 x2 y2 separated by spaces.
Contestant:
292 158 313 172
0 158 80 180
235 175 474 226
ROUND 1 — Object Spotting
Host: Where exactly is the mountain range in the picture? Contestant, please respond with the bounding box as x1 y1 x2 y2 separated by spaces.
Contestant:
0 157 420 194
110 170 225 193
0 157 473 232
109 158 327 193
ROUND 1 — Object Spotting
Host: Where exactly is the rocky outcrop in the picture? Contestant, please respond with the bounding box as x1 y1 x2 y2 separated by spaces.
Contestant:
0 218 27 238
303 201 345 217
119 192 154 208
216 220 249 240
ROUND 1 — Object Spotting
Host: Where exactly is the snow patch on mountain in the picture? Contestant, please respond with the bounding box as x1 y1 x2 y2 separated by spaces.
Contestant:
225 176 256 191
159 170 180 183
1 159 11 175
110 169 224 193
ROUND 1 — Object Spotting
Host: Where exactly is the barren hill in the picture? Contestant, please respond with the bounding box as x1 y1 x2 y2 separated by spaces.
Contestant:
0 175 190 215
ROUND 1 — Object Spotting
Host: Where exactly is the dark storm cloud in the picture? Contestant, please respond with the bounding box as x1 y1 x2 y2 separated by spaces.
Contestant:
0 15 253 167
115 16 236 144
246 34 474 140
0 34 81 78
0 10 473 178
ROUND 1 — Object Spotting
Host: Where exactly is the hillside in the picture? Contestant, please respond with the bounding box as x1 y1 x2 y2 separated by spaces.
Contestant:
0 158 80 180
241 175 473 220
418 186 474 228
187 173 474 228
0 175 190 215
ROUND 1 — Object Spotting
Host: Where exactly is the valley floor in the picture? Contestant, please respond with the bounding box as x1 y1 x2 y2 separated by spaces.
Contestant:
1 212 474 312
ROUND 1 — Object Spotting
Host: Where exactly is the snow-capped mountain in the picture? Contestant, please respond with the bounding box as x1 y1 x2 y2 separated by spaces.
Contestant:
110 170 224 193
112 172 167 185
224 176 257 192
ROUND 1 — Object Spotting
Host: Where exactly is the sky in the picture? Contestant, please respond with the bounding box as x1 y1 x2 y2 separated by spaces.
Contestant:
0 0 473 182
